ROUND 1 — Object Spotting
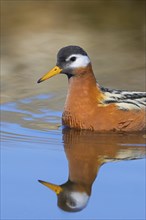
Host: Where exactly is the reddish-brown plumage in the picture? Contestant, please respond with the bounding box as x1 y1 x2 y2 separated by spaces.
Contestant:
62 64 146 132
38 46 146 132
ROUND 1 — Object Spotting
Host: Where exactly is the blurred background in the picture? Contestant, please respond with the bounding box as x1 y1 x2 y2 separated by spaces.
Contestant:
1 0 145 103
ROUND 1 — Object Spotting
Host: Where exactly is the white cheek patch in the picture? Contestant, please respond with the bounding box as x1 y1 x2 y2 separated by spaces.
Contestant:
66 191 89 209
66 54 90 68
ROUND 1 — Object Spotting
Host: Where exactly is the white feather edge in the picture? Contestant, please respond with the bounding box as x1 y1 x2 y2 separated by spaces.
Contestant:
103 91 146 110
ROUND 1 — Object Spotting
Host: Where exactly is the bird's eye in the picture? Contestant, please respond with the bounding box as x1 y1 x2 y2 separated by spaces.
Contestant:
70 56 76 62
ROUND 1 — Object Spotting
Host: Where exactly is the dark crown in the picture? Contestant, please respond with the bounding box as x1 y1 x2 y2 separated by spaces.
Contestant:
57 46 88 63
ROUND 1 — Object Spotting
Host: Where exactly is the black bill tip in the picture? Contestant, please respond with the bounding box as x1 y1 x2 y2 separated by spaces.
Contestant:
37 78 43 83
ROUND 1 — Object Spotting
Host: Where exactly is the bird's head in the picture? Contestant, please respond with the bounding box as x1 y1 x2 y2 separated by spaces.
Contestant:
37 45 91 83
38 179 90 212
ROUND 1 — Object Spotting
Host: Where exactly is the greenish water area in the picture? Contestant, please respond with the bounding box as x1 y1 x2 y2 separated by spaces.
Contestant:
1 1 146 219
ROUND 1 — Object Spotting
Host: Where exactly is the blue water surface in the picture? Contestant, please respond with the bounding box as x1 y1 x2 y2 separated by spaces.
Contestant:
1 96 146 220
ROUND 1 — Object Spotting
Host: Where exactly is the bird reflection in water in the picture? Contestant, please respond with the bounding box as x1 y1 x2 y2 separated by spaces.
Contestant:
39 129 146 212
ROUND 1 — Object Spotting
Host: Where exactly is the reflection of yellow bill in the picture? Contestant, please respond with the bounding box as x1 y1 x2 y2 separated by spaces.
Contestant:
38 180 63 195
37 66 62 83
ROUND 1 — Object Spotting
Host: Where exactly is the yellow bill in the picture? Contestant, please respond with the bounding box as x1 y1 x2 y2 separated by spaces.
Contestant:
37 66 62 83
38 180 63 195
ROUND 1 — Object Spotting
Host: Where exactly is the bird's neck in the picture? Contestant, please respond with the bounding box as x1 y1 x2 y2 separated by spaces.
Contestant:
65 64 102 107
62 64 104 129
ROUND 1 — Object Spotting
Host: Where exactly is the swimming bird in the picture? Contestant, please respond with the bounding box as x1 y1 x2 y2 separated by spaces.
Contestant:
37 45 146 132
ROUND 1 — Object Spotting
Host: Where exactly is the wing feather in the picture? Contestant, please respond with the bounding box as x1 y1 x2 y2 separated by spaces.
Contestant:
100 86 146 110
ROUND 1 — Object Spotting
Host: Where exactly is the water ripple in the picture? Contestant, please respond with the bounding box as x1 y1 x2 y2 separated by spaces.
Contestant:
1 94 63 150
